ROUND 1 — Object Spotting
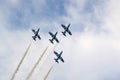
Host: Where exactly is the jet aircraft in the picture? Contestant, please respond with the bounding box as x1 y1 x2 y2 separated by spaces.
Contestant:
54 51 64 63
32 28 41 41
49 32 59 44
61 24 72 36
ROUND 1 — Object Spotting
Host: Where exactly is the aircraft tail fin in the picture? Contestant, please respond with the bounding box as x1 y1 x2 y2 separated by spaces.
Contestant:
62 32 66 36
49 39 54 44
54 58 59 63
32 36 36 41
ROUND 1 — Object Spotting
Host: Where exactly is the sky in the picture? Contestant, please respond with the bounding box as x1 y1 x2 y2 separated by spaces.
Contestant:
0 0 120 80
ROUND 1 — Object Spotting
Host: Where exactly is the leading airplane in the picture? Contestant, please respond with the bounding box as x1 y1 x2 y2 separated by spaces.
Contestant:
54 51 64 63
61 24 72 36
32 28 41 41
49 32 59 44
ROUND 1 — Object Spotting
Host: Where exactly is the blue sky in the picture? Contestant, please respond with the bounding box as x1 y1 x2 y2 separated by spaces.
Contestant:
0 0 68 30
0 0 104 31
0 0 120 80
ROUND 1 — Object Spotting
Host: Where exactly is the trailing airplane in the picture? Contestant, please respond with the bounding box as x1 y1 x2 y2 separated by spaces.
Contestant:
49 32 59 44
54 51 64 63
32 28 41 41
61 24 72 36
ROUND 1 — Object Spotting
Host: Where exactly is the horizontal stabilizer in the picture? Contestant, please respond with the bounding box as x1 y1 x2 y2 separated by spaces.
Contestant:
49 39 54 44
32 36 36 41
62 32 66 36
54 58 59 63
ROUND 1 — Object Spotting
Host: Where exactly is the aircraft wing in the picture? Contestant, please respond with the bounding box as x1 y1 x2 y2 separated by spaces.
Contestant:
55 38 59 43
37 35 41 40
54 51 59 57
49 32 54 37
32 29 36 34
67 30 72 35
60 57 64 62
61 24 67 30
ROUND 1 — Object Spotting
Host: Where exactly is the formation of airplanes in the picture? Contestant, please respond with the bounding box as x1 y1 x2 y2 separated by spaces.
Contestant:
32 28 41 41
49 32 59 44
54 51 64 63
32 24 72 63
61 24 72 36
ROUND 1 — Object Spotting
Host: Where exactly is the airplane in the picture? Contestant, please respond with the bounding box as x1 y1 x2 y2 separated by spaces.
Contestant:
32 28 41 41
54 51 64 63
49 32 59 44
61 24 72 36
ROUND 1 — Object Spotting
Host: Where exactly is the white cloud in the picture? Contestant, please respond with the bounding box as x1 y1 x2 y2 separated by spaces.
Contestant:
65 32 120 80
101 0 120 36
